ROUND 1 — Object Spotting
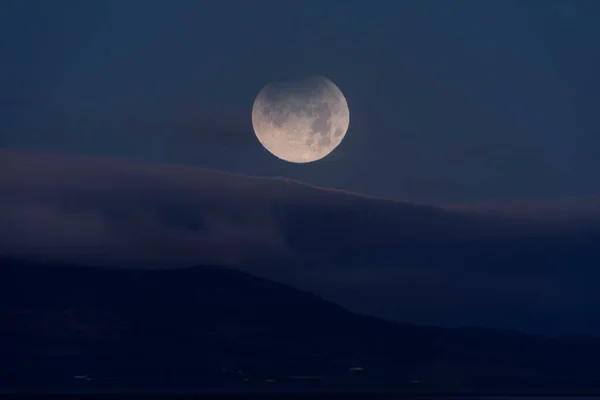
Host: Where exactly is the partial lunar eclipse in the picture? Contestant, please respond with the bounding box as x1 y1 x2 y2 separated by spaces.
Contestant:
251 76 350 163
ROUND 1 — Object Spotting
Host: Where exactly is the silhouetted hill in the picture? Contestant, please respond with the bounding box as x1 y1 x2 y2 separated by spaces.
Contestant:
2 258 600 392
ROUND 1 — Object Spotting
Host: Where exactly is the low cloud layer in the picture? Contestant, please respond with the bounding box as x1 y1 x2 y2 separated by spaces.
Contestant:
0 149 288 268
2 148 600 334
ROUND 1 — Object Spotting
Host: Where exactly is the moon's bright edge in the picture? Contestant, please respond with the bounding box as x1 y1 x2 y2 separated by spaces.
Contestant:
251 76 350 163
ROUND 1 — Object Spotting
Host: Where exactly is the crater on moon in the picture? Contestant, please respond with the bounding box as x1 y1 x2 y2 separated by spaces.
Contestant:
251 76 350 163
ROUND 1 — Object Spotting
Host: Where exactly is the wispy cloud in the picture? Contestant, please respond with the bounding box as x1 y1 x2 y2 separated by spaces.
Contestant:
1 148 600 334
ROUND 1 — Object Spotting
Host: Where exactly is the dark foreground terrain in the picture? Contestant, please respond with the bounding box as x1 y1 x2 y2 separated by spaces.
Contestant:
2 258 600 393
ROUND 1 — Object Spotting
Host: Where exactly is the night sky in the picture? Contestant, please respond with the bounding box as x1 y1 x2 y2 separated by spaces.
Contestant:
2 0 599 204
1 1 600 335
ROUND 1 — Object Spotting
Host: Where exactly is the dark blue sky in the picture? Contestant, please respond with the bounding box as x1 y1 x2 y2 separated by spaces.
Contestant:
1 0 599 204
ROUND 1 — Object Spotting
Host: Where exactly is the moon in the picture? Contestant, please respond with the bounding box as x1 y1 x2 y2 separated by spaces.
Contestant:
251 76 350 163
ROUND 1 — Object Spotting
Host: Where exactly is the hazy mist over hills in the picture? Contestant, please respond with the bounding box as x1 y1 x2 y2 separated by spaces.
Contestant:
2 149 600 334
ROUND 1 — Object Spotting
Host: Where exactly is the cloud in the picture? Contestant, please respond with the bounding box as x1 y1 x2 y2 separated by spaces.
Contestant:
0 98 259 167
118 101 260 163
1 148 600 334
0 149 288 268
448 196 600 220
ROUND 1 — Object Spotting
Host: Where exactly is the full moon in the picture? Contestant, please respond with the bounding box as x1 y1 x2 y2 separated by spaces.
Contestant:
251 76 350 163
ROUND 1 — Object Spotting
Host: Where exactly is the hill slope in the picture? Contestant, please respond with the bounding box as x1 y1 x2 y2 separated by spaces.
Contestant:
2 258 600 391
